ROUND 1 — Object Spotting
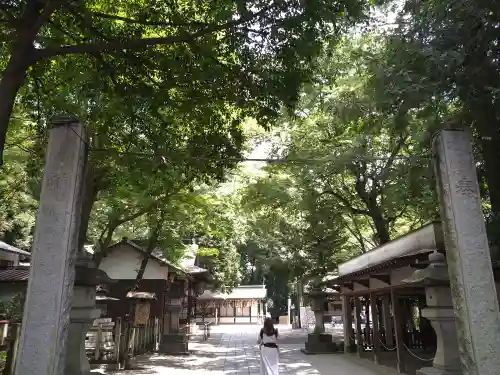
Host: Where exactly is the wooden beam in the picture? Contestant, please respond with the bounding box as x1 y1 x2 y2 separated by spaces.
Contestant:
354 279 369 288
410 263 429 269
371 274 391 285
344 282 354 291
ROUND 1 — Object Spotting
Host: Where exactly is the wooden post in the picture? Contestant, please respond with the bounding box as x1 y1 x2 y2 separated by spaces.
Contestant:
391 289 406 373
354 296 363 357
114 318 122 367
364 296 370 348
3 324 21 375
130 327 136 356
370 293 381 364
342 295 354 353
94 324 102 361
155 318 160 350
382 294 394 348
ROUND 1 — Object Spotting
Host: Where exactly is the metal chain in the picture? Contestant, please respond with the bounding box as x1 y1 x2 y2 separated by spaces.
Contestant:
402 343 435 362
379 339 397 351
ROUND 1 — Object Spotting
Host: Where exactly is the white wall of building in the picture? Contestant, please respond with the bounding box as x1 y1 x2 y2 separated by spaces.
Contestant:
98 244 169 280
0 251 19 266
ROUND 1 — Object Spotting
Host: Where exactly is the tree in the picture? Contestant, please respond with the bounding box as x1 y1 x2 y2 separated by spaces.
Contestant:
365 0 500 243
279 34 438 246
0 0 372 165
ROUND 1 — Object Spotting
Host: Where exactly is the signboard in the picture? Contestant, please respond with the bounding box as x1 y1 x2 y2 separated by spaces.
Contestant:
134 303 150 325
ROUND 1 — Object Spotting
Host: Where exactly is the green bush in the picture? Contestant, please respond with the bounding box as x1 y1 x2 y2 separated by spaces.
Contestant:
0 293 25 323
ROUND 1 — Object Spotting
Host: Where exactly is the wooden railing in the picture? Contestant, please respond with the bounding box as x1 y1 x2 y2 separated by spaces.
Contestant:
0 317 161 373
85 317 160 366
0 322 21 375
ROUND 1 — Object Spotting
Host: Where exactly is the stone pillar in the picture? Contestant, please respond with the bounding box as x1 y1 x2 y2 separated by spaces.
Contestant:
342 295 355 353
15 118 87 375
159 281 188 354
382 294 394 347
310 290 325 333
433 129 500 374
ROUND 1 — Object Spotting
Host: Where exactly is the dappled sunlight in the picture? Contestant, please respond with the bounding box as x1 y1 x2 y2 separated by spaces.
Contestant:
91 325 384 375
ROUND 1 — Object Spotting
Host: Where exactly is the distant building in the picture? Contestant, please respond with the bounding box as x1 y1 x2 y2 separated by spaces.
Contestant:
0 241 31 301
196 285 267 324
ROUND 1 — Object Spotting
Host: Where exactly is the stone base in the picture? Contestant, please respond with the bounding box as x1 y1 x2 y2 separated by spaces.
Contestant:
302 333 337 355
417 367 461 375
159 333 189 355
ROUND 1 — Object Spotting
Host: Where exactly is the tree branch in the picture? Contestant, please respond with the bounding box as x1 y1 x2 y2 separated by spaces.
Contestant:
387 204 409 224
375 133 407 182
90 11 205 28
134 209 168 290
34 6 271 60
319 189 369 215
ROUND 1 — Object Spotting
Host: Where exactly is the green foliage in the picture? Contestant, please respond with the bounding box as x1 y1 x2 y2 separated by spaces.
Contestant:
0 293 25 323
364 0 500 243
0 115 38 249
0 0 373 166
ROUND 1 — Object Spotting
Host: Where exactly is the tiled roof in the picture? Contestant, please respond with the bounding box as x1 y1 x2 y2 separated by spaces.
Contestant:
0 266 29 282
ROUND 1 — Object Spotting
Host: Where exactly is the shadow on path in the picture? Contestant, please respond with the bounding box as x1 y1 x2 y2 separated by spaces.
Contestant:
90 325 387 375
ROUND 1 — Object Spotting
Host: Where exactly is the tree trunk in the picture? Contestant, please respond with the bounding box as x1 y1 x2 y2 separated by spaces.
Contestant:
0 50 33 165
0 0 56 165
369 206 391 245
78 163 102 252
132 210 166 291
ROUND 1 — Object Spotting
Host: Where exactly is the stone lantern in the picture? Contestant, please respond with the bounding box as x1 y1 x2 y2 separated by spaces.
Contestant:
95 284 119 317
65 256 115 375
159 279 188 354
402 251 461 375
301 287 337 355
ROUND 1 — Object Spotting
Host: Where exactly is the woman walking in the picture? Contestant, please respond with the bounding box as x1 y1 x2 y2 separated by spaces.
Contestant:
257 318 279 375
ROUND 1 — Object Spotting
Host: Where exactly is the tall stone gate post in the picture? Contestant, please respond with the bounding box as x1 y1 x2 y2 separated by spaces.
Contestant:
15 118 87 375
433 129 500 375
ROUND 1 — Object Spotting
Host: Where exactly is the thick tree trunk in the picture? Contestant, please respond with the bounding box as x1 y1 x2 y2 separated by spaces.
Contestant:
0 50 33 165
368 205 391 245
0 0 56 165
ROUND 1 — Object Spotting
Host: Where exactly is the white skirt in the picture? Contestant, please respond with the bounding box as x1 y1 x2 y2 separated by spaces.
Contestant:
260 346 279 375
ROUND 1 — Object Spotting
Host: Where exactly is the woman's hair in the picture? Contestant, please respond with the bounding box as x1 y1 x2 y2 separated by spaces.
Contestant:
263 317 275 335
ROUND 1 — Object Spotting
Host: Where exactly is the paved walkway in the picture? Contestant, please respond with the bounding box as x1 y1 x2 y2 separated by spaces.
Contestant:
91 325 388 375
